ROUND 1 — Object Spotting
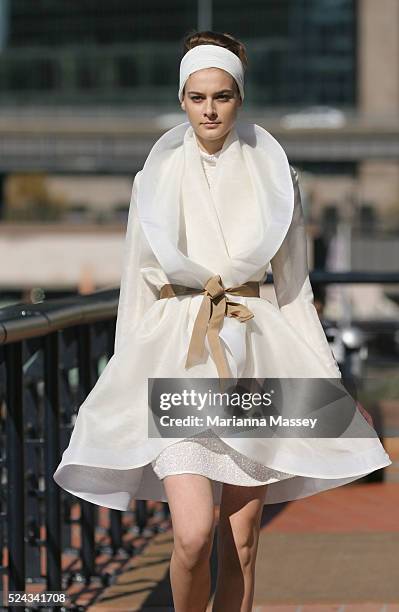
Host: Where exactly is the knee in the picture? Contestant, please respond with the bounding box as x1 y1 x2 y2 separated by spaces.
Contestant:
174 528 214 571
236 540 255 570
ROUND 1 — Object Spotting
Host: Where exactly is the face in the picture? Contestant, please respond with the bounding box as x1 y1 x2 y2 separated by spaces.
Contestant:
180 67 242 152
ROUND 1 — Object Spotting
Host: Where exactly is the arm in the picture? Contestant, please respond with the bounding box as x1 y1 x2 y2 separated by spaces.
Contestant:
114 171 159 354
270 166 342 378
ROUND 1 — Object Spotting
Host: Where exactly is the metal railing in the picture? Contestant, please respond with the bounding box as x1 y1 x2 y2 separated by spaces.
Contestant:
0 288 170 611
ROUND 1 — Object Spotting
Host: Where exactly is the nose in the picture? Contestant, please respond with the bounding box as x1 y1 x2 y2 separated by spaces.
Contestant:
204 97 217 119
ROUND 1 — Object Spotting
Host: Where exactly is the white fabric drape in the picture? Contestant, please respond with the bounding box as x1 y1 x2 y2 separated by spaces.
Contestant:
271 167 342 378
53 121 392 511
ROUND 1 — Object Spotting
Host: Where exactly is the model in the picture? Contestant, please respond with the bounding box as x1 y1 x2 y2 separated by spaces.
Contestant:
54 30 392 612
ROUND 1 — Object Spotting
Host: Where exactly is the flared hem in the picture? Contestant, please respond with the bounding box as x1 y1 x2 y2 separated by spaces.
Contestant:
53 438 392 512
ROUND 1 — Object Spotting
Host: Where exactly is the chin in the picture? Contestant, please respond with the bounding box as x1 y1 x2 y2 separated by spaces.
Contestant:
202 131 222 139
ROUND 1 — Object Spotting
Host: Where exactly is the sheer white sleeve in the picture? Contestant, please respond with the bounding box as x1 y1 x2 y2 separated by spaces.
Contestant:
270 166 342 378
113 171 160 354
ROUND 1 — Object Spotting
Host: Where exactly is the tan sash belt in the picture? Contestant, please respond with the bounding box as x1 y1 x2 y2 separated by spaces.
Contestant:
159 274 260 379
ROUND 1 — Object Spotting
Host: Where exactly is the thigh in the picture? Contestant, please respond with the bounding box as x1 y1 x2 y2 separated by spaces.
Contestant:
163 473 216 538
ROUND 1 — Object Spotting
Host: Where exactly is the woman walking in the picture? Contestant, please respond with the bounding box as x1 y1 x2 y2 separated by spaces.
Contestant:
54 31 391 612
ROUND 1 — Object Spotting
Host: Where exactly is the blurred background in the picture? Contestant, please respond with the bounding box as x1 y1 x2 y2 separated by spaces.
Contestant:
0 0 397 306
0 2 399 605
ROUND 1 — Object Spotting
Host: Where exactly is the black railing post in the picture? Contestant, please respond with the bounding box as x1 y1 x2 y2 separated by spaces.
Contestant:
109 510 123 554
44 331 62 590
5 341 26 600
77 324 96 581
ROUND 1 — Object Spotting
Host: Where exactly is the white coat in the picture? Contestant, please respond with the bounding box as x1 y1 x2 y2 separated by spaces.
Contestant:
53 121 392 511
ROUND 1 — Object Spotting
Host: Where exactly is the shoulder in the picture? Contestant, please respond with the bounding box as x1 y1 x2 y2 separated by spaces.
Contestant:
131 170 142 193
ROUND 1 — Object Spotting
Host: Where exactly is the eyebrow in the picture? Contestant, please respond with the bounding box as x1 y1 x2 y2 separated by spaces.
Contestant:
187 89 234 95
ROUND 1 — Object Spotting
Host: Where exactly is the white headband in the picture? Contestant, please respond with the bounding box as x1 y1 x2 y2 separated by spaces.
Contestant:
178 44 245 102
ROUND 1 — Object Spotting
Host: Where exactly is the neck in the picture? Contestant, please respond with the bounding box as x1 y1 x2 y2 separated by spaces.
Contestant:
195 131 230 155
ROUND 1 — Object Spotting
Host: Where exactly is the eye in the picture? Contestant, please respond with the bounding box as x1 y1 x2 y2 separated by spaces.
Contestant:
189 94 231 102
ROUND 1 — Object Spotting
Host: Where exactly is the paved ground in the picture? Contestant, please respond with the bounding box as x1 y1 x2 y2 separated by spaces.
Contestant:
77 474 399 611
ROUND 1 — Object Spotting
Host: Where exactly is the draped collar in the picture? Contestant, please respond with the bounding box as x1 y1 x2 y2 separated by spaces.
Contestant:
137 120 294 288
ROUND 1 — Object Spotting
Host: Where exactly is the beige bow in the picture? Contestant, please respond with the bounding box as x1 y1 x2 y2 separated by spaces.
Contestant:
159 274 259 379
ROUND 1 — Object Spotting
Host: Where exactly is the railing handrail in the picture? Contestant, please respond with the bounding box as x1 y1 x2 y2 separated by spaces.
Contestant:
0 287 118 345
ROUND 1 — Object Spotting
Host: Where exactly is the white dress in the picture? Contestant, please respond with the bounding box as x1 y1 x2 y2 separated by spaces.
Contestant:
53 121 392 511
151 144 296 487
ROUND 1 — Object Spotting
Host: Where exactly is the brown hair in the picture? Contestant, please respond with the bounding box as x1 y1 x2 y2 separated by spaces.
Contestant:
181 30 248 98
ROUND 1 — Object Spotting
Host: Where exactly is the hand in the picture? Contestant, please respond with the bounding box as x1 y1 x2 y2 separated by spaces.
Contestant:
356 401 374 428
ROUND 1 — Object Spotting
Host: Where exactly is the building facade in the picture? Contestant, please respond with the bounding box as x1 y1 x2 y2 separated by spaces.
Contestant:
0 0 397 238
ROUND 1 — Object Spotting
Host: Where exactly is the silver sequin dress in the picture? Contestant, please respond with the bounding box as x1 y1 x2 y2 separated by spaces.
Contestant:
151 143 295 487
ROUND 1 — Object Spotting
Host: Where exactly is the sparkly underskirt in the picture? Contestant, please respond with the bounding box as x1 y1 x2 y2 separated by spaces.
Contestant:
151 429 295 486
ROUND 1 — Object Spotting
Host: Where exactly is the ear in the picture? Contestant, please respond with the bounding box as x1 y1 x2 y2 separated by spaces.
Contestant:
181 99 186 112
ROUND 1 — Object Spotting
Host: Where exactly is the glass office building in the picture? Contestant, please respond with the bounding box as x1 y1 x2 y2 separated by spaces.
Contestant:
0 0 356 108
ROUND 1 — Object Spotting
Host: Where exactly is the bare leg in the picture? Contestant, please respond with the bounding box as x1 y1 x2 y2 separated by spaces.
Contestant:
212 483 268 612
163 473 216 612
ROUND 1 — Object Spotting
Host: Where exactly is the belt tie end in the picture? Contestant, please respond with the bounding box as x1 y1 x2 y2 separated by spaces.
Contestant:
184 275 258 379
159 275 259 380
